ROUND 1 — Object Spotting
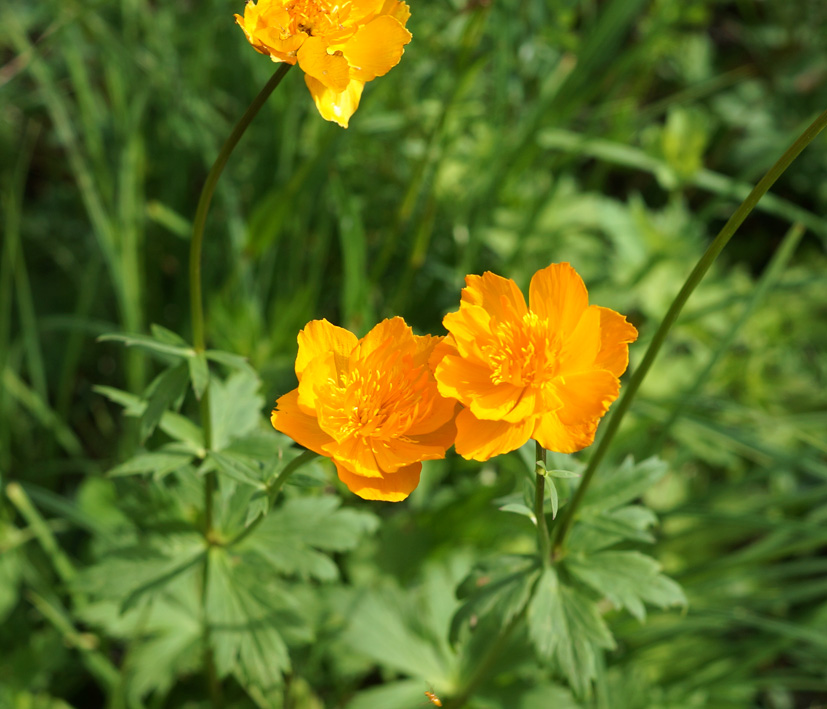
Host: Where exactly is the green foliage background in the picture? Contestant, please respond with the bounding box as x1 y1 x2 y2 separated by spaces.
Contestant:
1 0 827 707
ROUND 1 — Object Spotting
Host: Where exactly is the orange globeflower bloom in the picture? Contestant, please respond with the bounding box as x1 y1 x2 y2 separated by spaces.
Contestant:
431 263 638 461
235 0 412 128
272 318 457 501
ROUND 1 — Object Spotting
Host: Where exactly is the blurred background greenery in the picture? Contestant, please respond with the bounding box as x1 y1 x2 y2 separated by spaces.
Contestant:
1 0 827 707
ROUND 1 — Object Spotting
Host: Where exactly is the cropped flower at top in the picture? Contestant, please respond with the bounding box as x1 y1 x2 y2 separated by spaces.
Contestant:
235 0 412 127
431 263 638 461
272 318 457 501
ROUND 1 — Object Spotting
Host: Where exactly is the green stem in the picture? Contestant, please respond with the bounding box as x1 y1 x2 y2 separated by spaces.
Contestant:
190 64 291 540
189 63 291 353
6 482 75 584
534 441 551 567
229 450 318 548
552 107 827 553
441 608 524 709
188 64 292 707
646 221 805 455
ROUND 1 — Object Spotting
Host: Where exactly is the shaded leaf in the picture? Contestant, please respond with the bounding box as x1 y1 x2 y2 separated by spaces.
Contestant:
580 456 668 516
528 567 615 698
566 550 687 621
187 350 209 400
210 370 265 451
98 331 192 358
107 451 193 480
139 362 189 442
450 557 539 646
208 451 267 490
236 496 378 581
206 549 292 692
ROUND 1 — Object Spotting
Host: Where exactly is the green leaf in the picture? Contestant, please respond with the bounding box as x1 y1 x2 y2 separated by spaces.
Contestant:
568 505 658 553
150 323 190 347
548 477 559 519
98 331 193 359
94 386 204 452
566 550 687 621
206 349 258 377
107 451 194 479
546 469 581 479
139 362 189 442
345 679 435 709
72 535 206 614
206 548 292 692
450 558 539 646
210 370 265 451
345 582 455 687
236 497 378 581
499 502 535 518
580 456 669 516
187 350 209 400
528 567 615 698
208 451 267 490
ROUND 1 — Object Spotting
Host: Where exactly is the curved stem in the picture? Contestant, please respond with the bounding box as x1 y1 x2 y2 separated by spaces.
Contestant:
189 63 292 353
534 441 551 567
552 107 827 553
188 64 292 539
441 607 525 709
188 64 292 705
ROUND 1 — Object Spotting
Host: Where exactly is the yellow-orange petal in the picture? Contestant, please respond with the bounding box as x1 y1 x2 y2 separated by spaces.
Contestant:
408 407 458 447
435 354 532 423
335 461 421 501
304 75 364 128
557 305 602 375
461 272 528 325
297 351 343 412
428 335 458 374
532 411 598 454
258 27 305 61
379 0 411 25
406 395 458 437
441 305 493 363
342 15 412 82
296 319 357 378
371 436 449 474
454 408 534 461
271 389 335 456
354 317 413 361
554 369 620 426
594 306 638 377
297 36 350 92
528 263 589 336
347 0 386 23
330 435 383 478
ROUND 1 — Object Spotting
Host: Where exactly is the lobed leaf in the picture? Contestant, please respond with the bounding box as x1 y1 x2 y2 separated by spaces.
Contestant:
187 350 210 400
107 451 194 480
235 496 378 581
139 362 189 442
566 550 687 621
98 331 193 359
580 456 669 516
527 567 615 698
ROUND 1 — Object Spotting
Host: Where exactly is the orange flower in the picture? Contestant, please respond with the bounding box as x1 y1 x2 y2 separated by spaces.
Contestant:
235 0 412 128
272 318 457 501
431 263 638 461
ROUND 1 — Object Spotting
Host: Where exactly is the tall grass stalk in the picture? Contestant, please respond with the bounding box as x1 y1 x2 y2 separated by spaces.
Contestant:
552 108 827 553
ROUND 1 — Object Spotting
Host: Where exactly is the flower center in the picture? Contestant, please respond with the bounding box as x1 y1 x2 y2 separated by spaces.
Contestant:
486 312 561 387
320 353 433 443
284 0 349 35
